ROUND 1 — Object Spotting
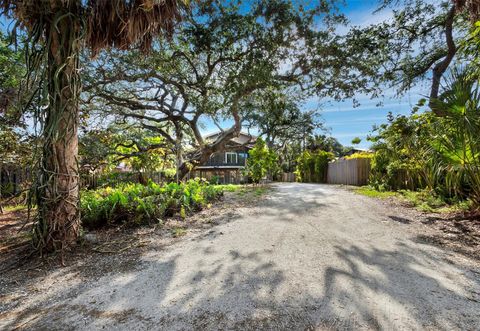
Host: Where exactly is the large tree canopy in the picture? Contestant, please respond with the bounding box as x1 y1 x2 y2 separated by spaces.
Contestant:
83 0 345 179
330 0 479 114
242 89 323 149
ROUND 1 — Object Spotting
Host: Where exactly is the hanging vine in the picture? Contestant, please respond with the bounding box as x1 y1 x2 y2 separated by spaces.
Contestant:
1 0 186 255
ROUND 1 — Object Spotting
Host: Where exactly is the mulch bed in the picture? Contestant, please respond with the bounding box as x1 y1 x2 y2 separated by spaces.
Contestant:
382 197 480 261
0 189 266 279
416 210 480 261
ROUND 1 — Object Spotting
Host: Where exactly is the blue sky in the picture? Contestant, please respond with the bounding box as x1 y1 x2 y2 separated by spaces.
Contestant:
310 0 429 149
198 0 430 149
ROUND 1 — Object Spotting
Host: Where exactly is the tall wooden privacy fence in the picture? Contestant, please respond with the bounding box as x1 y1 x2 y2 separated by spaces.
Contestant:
327 158 371 186
280 172 296 182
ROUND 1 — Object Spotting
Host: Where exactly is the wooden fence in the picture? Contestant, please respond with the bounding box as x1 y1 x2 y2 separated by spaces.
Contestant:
279 172 296 182
327 158 371 186
80 171 174 190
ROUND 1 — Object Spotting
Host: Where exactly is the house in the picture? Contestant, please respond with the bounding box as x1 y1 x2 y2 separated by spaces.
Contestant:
190 132 256 184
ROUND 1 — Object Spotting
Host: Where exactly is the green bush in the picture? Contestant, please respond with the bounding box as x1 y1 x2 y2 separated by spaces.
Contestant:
397 189 470 213
295 150 333 183
246 138 279 183
209 175 220 185
368 68 480 210
81 179 223 228
344 152 373 160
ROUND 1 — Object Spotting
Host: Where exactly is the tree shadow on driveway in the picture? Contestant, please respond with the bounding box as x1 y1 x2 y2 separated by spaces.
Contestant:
321 242 480 330
3 238 479 330
2 183 480 330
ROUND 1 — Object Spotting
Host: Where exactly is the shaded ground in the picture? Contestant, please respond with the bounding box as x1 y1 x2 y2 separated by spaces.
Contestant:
354 191 480 261
0 208 32 267
1 183 479 330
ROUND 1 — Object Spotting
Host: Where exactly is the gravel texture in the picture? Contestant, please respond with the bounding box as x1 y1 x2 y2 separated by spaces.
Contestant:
1 183 479 330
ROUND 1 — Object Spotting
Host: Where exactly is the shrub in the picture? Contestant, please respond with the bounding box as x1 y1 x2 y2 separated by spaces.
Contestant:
295 150 333 183
246 138 278 183
81 179 223 228
209 175 221 185
344 152 374 160
367 68 480 210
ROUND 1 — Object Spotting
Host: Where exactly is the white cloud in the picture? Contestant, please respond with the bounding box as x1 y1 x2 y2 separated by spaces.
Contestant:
333 132 370 138
335 5 394 35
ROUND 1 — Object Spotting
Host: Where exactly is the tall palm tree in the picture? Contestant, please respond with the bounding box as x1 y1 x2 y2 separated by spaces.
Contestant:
1 0 185 253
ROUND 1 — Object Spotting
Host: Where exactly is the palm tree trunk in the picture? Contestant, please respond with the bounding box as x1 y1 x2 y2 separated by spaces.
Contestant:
0 163 3 214
34 9 81 252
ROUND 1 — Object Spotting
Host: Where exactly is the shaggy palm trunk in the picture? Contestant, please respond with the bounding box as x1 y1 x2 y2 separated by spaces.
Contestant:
34 9 81 252
0 163 3 214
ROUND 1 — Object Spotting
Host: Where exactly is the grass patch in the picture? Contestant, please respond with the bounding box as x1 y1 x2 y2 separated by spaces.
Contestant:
398 190 472 213
354 187 397 199
253 186 268 197
214 184 269 198
355 186 472 213
171 227 187 237
214 184 243 193
398 190 444 212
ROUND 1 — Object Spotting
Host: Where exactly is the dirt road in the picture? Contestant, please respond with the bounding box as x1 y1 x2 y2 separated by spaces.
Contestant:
1 183 479 330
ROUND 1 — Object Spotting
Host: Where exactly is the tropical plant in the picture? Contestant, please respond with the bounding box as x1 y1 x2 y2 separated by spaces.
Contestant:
368 109 433 191
305 134 349 156
368 66 480 208
0 31 25 117
246 138 278 183
81 179 223 228
295 150 333 183
430 68 480 204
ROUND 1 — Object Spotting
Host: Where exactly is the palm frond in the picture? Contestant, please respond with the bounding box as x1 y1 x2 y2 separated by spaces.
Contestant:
0 0 187 55
455 0 480 21
86 0 186 56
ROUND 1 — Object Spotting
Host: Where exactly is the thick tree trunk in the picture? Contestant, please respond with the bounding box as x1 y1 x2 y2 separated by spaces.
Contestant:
178 119 242 180
34 8 81 252
0 163 3 214
177 148 213 180
176 94 245 181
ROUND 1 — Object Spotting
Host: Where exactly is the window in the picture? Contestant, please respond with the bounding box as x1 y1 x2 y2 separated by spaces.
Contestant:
225 152 237 164
208 153 223 165
237 152 248 165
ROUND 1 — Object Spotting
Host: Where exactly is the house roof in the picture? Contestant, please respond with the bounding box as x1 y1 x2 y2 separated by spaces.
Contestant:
204 131 257 146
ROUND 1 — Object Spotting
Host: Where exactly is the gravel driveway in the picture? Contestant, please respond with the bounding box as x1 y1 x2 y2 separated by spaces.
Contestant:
1 183 479 330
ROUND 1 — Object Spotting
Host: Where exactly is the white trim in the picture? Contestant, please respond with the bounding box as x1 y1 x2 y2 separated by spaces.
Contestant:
225 152 237 164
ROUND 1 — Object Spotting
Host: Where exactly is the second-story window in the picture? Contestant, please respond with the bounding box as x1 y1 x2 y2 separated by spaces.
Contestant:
238 152 248 165
225 152 237 164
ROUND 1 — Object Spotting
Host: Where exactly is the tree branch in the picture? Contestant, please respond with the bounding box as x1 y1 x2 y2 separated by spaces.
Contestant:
429 5 456 115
